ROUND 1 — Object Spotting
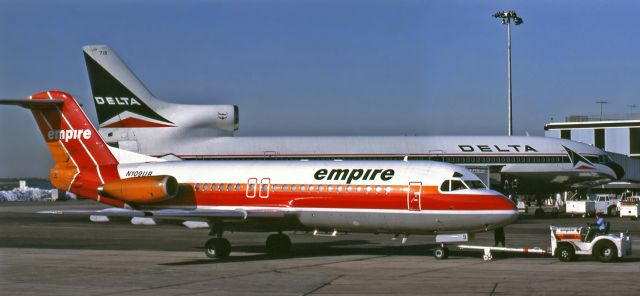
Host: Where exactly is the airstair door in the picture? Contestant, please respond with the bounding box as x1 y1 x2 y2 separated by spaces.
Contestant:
407 182 422 211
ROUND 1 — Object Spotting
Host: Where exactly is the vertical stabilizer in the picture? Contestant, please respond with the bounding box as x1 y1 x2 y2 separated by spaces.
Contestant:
0 91 124 205
83 45 175 128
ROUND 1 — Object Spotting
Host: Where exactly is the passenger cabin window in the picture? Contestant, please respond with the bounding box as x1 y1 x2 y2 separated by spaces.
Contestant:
195 183 201 190
202 183 208 191
235 184 241 191
210 183 216 191
308 185 315 192
228 184 233 191
300 185 306 192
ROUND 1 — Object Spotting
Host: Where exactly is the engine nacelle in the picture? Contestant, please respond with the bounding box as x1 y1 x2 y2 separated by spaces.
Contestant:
98 175 178 204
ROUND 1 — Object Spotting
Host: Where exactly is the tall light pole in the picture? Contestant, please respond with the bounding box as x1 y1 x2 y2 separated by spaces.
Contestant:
596 101 608 120
493 11 523 136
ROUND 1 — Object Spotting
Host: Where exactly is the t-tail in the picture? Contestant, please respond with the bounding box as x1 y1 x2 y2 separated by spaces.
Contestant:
0 91 126 206
82 45 238 146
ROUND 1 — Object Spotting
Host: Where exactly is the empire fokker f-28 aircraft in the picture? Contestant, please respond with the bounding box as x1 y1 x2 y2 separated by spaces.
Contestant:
83 45 624 194
0 91 518 259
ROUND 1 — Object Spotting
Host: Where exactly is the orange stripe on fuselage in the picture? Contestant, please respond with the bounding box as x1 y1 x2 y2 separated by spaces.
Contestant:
149 184 515 211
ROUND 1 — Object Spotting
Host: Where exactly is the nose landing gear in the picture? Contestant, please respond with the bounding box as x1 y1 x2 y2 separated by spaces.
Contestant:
433 244 449 259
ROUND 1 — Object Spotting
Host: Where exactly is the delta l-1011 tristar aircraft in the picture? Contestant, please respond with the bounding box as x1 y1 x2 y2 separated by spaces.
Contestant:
0 91 518 259
83 45 625 194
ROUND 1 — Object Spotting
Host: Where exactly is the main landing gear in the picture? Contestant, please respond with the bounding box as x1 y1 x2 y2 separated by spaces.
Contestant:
266 232 292 255
204 221 231 258
203 222 292 258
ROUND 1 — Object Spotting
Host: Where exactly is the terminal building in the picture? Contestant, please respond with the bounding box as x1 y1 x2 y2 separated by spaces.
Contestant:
544 113 640 185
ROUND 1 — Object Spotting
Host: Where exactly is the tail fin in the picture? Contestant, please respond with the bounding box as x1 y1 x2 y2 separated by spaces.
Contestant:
0 91 120 200
82 45 175 128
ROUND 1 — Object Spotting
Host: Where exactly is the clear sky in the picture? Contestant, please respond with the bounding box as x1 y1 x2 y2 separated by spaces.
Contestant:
1 0 639 178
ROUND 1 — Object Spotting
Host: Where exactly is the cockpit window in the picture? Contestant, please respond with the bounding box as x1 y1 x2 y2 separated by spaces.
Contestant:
440 180 450 192
464 180 486 189
451 180 467 191
440 179 470 192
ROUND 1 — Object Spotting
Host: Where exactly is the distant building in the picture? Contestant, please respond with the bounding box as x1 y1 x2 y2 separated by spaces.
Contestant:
545 114 640 159
545 114 640 183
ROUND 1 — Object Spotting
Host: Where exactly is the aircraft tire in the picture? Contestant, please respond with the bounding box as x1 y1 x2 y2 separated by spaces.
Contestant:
204 238 231 258
607 207 618 217
266 233 291 255
433 246 449 260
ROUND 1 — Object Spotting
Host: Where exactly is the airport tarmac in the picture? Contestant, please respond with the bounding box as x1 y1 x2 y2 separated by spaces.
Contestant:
2 201 640 295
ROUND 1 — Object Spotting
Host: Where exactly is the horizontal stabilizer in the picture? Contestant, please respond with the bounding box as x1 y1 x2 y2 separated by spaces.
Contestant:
0 99 64 109
38 208 286 221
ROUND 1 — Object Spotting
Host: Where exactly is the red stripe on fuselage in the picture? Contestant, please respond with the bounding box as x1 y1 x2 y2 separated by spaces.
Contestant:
180 185 515 211
102 117 175 128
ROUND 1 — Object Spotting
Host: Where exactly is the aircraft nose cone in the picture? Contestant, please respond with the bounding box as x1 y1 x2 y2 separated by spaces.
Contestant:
607 161 625 180
493 193 519 226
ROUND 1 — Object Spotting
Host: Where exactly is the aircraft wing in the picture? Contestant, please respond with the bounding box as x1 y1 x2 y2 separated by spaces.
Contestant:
38 208 287 221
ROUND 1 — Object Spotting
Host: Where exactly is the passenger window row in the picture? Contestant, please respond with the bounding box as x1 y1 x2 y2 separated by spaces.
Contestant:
193 183 394 194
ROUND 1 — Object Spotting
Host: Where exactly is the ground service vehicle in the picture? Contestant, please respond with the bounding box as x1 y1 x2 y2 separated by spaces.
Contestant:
619 196 639 220
457 225 632 262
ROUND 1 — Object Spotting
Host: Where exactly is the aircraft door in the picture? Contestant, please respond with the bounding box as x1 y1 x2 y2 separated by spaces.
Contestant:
259 178 271 198
407 182 422 211
246 178 257 198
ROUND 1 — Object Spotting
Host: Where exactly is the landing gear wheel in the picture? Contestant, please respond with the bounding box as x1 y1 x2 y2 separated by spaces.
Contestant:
433 246 449 260
608 207 618 217
534 208 545 218
204 238 231 258
556 245 575 262
595 241 617 263
266 233 291 255
482 254 493 261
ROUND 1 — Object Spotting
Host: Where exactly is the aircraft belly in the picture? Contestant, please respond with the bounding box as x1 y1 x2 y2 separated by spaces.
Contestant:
296 210 515 234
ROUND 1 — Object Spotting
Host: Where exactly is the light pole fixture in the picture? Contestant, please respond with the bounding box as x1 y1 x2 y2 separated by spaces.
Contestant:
596 101 608 120
493 10 523 136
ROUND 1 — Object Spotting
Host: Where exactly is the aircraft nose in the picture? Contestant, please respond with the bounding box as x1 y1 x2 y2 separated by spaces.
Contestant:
606 161 625 180
492 192 519 226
